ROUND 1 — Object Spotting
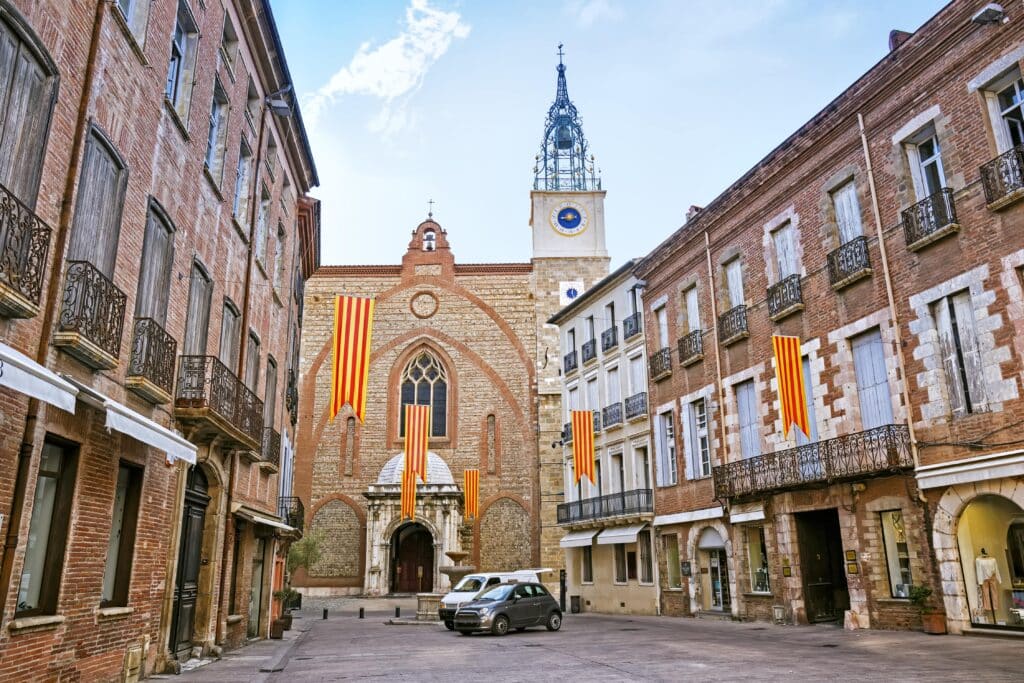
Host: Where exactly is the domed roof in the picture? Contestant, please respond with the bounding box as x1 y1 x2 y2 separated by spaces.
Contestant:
377 452 454 485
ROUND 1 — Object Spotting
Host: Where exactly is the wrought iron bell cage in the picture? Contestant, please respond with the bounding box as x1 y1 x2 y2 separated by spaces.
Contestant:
534 54 601 192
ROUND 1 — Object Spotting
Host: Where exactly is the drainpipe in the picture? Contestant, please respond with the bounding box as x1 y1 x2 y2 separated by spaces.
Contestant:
216 450 238 643
0 0 107 621
704 232 729 496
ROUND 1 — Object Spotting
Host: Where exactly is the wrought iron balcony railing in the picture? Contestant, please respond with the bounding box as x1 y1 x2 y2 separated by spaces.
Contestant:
767 274 803 320
649 347 672 380
981 144 1024 209
285 368 298 426
126 318 177 403
278 496 305 533
623 311 642 341
0 181 51 318
827 235 872 289
712 424 912 500
602 402 623 429
624 392 647 420
902 188 959 250
718 304 748 345
54 260 127 369
175 355 265 448
262 427 281 470
557 488 654 524
581 338 597 364
678 329 703 366
563 350 578 374
601 326 618 352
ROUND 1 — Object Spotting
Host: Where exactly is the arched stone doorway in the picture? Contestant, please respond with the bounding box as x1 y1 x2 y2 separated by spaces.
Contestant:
390 522 434 593
956 495 1024 629
170 467 210 658
696 527 730 612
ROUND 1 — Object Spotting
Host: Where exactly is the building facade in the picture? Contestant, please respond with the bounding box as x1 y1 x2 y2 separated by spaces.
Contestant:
638 1 1024 634
0 0 317 679
551 259 658 615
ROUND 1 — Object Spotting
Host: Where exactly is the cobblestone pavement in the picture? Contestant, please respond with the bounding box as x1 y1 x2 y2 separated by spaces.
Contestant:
173 605 1022 682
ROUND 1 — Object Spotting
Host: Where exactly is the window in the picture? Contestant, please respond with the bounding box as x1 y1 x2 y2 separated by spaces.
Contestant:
399 351 447 437
771 222 797 279
664 534 681 589
116 0 151 45
627 549 638 581
932 291 986 415
747 526 770 593
627 286 639 315
628 354 645 395
135 200 175 325
655 305 669 348
880 510 913 598
635 446 650 490
907 129 945 199
585 315 595 342
683 285 700 333
724 258 744 309
232 140 252 221
614 544 627 583
0 6 58 208
593 458 602 496
255 185 270 264
265 357 277 427
166 1 198 117
993 72 1024 151
606 367 620 404
204 81 229 182
586 377 598 411
219 13 239 74
245 330 260 390
274 223 286 292
610 452 624 492
566 328 576 352
832 180 863 244
686 397 710 479
101 463 143 607
639 530 653 584
245 77 260 129
219 299 241 370
656 410 677 486
265 135 278 179
582 545 593 583
736 380 760 459
229 520 244 614
851 328 894 429
17 440 78 616
605 301 615 328
69 128 128 277
794 357 819 446
567 387 579 419
183 261 212 355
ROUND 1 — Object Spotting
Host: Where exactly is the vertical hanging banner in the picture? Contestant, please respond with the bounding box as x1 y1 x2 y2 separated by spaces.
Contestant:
571 410 595 484
330 296 375 422
772 335 810 438
464 469 480 520
404 404 430 483
401 466 417 520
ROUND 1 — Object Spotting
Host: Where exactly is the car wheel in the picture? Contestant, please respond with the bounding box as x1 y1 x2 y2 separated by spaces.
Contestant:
491 615 510 636
545 611 562 631
444 621 455 631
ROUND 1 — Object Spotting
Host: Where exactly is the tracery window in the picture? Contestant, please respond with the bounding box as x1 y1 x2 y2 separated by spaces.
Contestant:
400 351 447 437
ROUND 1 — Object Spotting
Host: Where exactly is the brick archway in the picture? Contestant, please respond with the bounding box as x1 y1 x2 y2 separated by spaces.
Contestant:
685 520 738 617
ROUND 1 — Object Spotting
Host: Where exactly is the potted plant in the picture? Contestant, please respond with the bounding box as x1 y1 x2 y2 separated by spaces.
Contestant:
271 532 321 631
273 588 301 630
909 585 947 635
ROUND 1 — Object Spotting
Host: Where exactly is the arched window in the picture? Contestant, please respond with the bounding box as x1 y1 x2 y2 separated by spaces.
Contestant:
400 351 447 437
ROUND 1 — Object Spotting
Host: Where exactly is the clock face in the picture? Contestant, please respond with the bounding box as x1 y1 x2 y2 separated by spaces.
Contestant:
550 202 589 236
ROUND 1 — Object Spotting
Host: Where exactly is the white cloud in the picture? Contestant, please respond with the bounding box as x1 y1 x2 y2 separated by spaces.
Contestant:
303 0 470 135
564 0 623 27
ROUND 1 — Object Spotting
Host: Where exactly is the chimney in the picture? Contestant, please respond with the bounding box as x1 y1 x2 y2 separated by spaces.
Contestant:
686 205 703 221
888 30 912 52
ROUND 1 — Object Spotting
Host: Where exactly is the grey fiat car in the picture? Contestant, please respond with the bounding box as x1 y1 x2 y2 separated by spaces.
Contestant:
453 581 562 635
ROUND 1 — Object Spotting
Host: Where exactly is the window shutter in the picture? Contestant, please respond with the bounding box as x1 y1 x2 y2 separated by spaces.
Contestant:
607 368 620 403
655 415 667 487
773 224 797 278
685 287 700 332
183 266 212 355
629 355 644 395
834 182 863 244
0 32 52 208
932 297 964 416
852 329 895 429
795 357 819 446
244 334 259 390
737 381 760 458
264 360 277 425
725 260 744 308
69 133 125 277
656 307 669 348
951 291 987 411
684 401 697 481
135 210 174 324
218 304 240 369
586 378 598 410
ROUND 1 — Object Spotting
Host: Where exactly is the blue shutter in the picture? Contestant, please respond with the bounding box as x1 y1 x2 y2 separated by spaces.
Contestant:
852 329 894 429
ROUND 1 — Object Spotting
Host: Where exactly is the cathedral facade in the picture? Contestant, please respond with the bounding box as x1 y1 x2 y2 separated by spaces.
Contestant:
293 59 609 595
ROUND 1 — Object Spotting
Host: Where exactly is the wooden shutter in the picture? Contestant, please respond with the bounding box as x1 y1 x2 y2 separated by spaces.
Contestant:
629 355 644 395
244 331 259 390
932 298 966 416
736 380 760 458
218 302 240 369
833 182 862 244
586 378 598 410
725 259 744 308
684 400 697 480
656 306 668 348
852 328 894 429
69 131 126 277
795 357 819 446
772 223 797 278
264 359 277 425
685 287 700 332
135 207 175 324
951 291 986 411
183 264 212 355
607 367 620 403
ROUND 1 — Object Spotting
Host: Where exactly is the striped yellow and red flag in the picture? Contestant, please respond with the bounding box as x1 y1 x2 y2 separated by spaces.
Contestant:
464 469 480 520
330 296 375 422
401 466 417 520
773 335 810 438
404 404 430 483
571 410 595 484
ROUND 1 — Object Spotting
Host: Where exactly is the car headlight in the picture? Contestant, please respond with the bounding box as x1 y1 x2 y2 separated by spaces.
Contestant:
478 607 492 616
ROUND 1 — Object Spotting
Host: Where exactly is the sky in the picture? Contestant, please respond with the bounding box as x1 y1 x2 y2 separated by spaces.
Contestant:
270 0 947 268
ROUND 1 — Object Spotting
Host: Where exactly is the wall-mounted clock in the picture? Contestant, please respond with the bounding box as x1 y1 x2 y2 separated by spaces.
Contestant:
549 202 589 236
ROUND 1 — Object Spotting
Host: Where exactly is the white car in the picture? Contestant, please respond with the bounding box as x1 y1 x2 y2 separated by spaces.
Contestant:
439 568 553 630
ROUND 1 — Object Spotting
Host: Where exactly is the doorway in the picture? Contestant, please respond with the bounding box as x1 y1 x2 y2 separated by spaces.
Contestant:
390 523 434 593
170 467 210 658
796 509 849 623
247 537 266 637
697 527 730 612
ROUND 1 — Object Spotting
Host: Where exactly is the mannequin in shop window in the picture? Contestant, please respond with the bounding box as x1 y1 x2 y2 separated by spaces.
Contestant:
976 547 1001 623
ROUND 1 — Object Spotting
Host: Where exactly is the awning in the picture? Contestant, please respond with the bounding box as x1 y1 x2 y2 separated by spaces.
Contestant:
559 529 599 548
232 503 295 532
698 527 725 549
596 523 647 545
916 449 1024 490
730 502 766 524
63 376 196 465
0 342 77 412
653 505 724 527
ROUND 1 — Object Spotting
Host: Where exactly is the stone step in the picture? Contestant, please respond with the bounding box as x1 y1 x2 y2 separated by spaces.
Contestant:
695 610 734 621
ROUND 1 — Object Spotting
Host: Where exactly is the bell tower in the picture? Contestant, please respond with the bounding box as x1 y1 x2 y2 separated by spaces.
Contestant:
530 47 610 573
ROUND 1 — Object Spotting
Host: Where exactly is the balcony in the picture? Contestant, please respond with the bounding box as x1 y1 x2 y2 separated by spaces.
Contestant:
981 144 1024 210
0 182 51 318
126 318 177 404
718 304 748 346
260 427 281 472
278 496 305 534
767 274 803 321
601 326 618 352
557 488 653 525
563 350 578 374
602 402 623 429
623 311 642 341
624 392 647 420
902 188 959 251
827 235 872 290
53 260 127 370
649 347 672 381
174 355 265 450
678 329 703 366
285 368 298 426
712 424 912 500
581 338 597 364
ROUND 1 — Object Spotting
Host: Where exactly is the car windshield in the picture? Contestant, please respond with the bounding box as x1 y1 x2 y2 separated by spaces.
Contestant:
476 584 514 602
453 576 485 592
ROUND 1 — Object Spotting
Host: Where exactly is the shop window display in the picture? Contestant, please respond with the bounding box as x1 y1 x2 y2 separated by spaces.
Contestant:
956 495 1024 629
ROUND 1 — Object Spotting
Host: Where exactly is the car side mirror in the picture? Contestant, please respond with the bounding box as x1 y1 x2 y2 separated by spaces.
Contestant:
512 595 520 603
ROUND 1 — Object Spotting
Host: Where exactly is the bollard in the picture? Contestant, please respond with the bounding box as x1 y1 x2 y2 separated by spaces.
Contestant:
323 608 328 620
395 606 401 618
359 607 364 619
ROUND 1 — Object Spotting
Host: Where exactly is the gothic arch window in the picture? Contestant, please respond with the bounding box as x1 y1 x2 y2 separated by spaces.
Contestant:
400 351 447 437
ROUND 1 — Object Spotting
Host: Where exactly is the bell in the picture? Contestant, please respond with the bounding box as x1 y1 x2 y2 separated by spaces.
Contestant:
554 124 572 150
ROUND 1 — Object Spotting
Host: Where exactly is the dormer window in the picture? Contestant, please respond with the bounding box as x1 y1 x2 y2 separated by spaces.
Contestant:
423 230 436 251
